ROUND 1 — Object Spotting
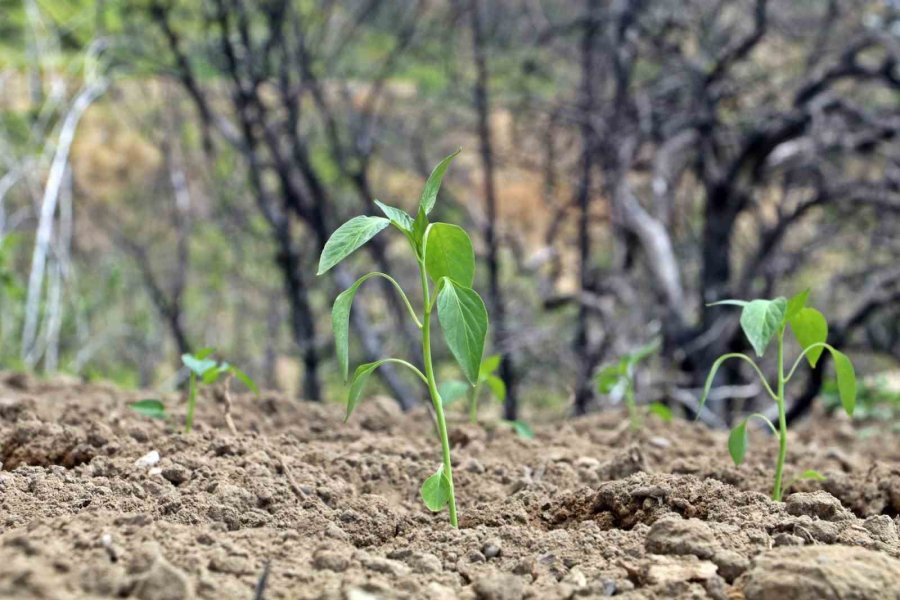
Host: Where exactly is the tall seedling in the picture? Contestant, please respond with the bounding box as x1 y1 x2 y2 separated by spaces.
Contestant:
700 290 856 500
318 149 488 527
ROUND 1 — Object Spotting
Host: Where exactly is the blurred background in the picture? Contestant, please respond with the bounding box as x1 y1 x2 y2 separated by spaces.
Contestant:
1 0 899 426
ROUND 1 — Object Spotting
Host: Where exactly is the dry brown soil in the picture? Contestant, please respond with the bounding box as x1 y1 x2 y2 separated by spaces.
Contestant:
1 372 900 599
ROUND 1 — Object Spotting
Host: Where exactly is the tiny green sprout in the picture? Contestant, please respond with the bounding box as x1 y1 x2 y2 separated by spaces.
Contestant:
318 149 490 528
440 354 506 425
595 338 665 430
129 398 167 420
701 290 857 501
181 348 258 433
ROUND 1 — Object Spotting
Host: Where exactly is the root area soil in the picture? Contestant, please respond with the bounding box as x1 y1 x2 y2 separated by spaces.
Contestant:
1 372 900 599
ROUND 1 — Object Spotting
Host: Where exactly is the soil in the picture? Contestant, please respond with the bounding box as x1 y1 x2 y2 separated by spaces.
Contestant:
1 372 899 599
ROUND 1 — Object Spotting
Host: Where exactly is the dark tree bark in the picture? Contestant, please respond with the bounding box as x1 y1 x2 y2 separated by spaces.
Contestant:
470 0 518 420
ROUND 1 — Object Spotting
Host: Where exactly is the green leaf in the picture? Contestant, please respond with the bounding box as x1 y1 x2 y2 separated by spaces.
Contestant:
438 380 470 406
728 420 749 465
648 402 673 423
785 289 810 320
420 465 452 512
480 354 502 378
195 347 216 360
228 367 259 394
832 350 857 417
485 375 507 402
412 206 429 249
796 469 826 482
182 354 217 377
788 307 828 367
346 360 390 421
740 298 787 357
707 299 749 307
317 216 390 275
424 223 475 287
627 338 661 367
436 280 488 385
202 367 224 385
374 200 413 233
596 363 626 394
508 420 535 439
332 273 374 382
419 149 461 214
129 399 167 420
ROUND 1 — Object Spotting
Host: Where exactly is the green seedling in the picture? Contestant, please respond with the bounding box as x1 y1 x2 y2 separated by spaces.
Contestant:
595 338 672 430
701 290 857 501
181 348 258 433
318 149 489 528
440 357 533 439
128 351 257 430
440 354 506 424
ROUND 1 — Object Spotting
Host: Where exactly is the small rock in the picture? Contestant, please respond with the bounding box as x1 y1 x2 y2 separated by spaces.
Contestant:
645 516 717 559
312 549 349 572
562 567 587 587
473 573 525 600
161 465 189 486
648 436 672 448
345 588 378 600
785 491 848 521
359 555 409 577
711 549 748 583
406 552 442 574
132 556 193 600
773 532 804 547
134 451 160 468
482 538 502 559
743 545 900 600
863 515 899 544
643 555 718 585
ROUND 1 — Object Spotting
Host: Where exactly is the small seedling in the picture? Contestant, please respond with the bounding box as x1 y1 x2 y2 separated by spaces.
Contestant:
318 149 489 528
595 338 671 430
440 356 533 439
701 290 857 500
181 348 258 433
440 354 506 424
128 351 258 431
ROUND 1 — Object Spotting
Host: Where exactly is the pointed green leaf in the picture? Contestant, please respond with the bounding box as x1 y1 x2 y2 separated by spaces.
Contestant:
508 419 535 439
485 375 507 402
374 200 413 233
480 354 502 378
420 465 452 511
424 223 475 287
420 149 461 214
332 273 376 382
228 367 258 394
346 360 390 421
182 354 217 377
195 347 216 360
317 216 390 275
412 206 429 249
707 299 749 307
740 298 787 357
832 350 856 417
129 399 167 420
596 363 626 394
648 402 673 423
436 280 488 385
728 420 749 465
785 289 810 320
796 469 826 482
438 380 470 406
789 307 828 367
202 367 224 384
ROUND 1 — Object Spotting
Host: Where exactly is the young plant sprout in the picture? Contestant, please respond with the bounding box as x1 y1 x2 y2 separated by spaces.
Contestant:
128 349 257 432
181 348 258 433
700 290 857 501
318 149 489 528
595 338 672 430
439 355 534 438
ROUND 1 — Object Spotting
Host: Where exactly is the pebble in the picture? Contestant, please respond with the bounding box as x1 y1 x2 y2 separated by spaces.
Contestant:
134 451 160 468
784 491 848 521
482 538 502 559
645 516 717 559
